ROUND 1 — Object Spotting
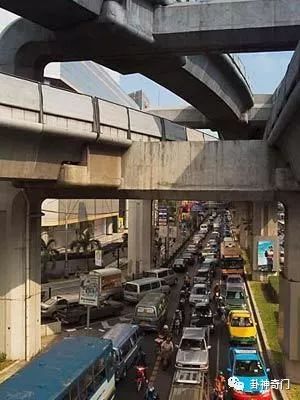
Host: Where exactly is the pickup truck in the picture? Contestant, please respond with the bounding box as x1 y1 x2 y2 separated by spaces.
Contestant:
168 369 210 400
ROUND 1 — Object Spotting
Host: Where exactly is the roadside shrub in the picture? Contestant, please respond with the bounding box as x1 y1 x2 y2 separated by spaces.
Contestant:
0 352 6 362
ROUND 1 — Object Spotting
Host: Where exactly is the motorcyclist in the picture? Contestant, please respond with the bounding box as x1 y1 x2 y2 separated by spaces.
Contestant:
145 383 159 400
184 273 191 288
172 310 183 332
178 299 186 322
160 336 174 369
214 371 226 398
213 283 221 301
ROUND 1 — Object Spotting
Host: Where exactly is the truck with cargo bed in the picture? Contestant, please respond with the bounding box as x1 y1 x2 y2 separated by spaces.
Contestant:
168 369 210 400
220 238 244 279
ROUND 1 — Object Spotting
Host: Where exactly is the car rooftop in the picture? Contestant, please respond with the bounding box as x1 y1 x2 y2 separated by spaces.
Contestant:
182 327 206 339
147 268 171 273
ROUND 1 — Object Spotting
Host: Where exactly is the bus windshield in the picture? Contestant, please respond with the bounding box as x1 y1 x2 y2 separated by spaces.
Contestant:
0 336 115 400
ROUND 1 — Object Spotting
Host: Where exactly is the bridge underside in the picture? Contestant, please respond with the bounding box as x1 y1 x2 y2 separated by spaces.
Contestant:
8 140 299 202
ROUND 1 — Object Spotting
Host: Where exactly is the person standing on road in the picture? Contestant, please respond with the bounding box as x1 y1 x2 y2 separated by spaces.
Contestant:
160 336 174 370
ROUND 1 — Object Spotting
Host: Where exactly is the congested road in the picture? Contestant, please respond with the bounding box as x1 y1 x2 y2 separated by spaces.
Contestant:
53 211 252 400
114 216 231 400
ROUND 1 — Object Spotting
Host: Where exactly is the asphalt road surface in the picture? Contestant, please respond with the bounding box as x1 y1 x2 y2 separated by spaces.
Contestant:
56 223 233 400
113 228 231 400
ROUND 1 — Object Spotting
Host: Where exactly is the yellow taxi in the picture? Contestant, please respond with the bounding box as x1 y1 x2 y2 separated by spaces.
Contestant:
227 310 257 345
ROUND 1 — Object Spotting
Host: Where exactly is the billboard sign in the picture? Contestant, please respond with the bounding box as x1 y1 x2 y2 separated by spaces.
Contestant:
257 240 274 272
79 274 99 306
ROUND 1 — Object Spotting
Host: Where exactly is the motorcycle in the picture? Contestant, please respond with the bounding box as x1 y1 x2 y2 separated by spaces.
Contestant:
135 365 148 392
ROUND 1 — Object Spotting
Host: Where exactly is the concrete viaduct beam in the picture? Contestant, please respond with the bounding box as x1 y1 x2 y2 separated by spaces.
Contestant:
17 141 300 203
149 94 272 135
0 0 102 30
0 18 253 137
154 0 300 54
265 41 300 182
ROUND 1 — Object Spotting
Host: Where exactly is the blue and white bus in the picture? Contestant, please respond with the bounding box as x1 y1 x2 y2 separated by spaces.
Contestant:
0 336 115 400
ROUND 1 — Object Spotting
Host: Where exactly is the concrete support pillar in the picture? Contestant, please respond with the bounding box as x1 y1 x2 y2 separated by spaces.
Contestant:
279 195 300 382
250 201 279 277
232 202 250 250
0 182 41 361
128 200 152 278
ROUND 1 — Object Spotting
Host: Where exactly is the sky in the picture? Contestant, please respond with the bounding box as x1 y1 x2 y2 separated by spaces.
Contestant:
0 8 294 108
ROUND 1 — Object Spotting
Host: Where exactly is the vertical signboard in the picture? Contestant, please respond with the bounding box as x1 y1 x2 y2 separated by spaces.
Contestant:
257 239 274 272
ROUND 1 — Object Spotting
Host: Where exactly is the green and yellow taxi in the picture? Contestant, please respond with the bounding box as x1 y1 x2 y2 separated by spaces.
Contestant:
227 310 257 345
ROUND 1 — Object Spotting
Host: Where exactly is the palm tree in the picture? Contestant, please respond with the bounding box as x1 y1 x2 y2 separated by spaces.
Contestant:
70 228 101 272
41 238 59 283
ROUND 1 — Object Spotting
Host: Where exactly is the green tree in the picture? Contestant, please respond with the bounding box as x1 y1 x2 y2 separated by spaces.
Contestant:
70 228 101 272
41 238 59 283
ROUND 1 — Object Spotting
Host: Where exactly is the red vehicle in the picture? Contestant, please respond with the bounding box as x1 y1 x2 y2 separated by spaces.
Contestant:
135 365 148 392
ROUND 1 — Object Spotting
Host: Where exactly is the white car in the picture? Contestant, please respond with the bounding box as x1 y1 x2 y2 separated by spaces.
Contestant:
189 283 210 306
176 327 210 371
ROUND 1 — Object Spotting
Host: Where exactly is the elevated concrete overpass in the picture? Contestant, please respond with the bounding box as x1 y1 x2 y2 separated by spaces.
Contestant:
265 41 300 181
0 12 253 139
0 72 214 183
149 94 272 139
0 0 299 53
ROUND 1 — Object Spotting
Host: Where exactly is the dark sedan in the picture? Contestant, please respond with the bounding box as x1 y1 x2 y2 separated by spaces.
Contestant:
57 300 124 325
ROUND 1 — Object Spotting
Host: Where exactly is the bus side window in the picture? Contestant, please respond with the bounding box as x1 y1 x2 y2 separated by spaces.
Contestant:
79 367 93 399
69 384 79 400
94 358 106 389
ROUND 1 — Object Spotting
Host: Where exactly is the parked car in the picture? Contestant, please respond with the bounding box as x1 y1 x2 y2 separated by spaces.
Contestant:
57 300 123 325
227 310 257 345
41 296 78 320
189 283 210 307
227 347 271 400
176 327 211 372
173 258 187 272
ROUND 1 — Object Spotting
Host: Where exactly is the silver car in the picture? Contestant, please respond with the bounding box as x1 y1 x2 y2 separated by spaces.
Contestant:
189 283 210 306
176 327 211 371
41 296 78 319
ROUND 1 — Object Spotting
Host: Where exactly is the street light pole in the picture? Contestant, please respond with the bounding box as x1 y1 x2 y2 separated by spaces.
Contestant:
64 204 69 278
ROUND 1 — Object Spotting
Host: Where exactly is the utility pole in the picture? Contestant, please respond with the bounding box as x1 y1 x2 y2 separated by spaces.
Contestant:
64 200 69 278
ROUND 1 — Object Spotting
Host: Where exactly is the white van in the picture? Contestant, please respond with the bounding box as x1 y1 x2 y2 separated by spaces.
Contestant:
200 224 208 234
124 277 170 303
145 268 178 286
